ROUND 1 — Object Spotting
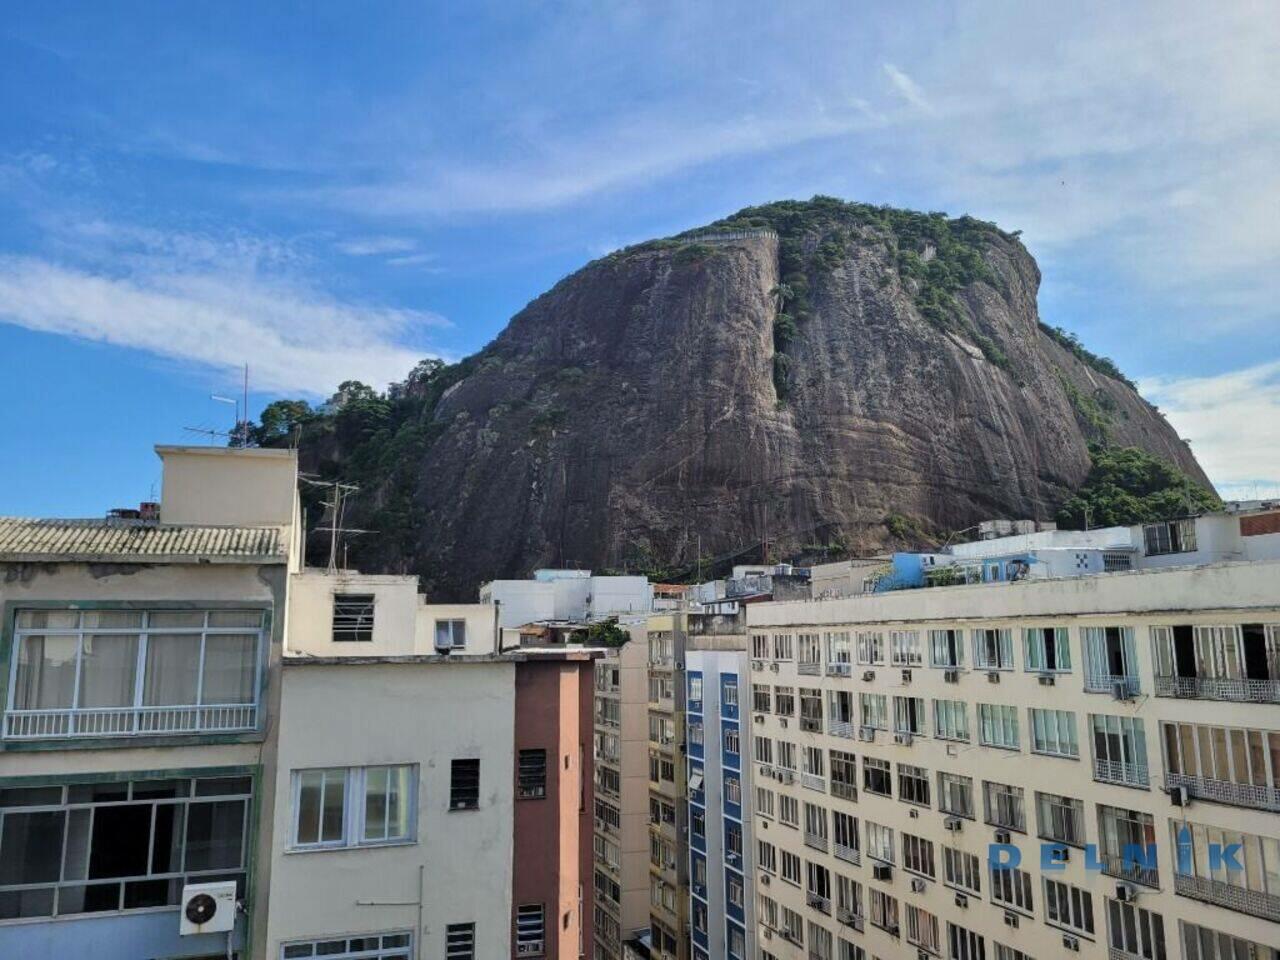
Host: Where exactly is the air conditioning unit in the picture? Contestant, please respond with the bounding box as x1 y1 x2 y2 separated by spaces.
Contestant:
1115 882 1137 903
918 951 932 960
517 941 545 957
943 816 963 832
943 669 959 683
908 807 919 819
893 732 913 746
862 670 876 681
754 714 764 724
886 923 900 938
779 717 788 729
994 829 1011 844
1038 674 1055 686
807 892 825 909
762 928 772 940
1004 912 1019 928
1049 845 1070 863
769 662 780 672
901 669 912 683
837 907 860 926
954 892 968 909
779 770 796 784
1062 935 1081 952
1168 785 1189 807
179 881 237 936
858 726 876 742
751 660 763 670
986 671 1001 683
1112 679 1134 701
872 863 892 881
759 872 771 886
910 878 927 893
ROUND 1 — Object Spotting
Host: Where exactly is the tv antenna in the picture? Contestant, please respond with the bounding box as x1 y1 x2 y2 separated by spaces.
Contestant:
186 365 251 446
301 476 370 572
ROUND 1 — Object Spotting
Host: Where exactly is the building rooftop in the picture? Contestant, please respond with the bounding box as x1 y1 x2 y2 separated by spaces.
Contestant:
0 516 287 564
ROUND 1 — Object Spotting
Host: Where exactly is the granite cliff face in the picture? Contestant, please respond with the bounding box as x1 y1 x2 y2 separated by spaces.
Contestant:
298 199 1209 599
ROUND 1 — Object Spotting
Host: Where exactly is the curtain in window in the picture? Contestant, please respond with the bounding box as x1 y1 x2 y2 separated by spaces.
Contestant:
79 635 138 708
202 634 257 704
13 635 78 709
142 634 201 706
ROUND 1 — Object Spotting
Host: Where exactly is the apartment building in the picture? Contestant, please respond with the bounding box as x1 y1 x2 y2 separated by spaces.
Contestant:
482 570 653 629
646 613 691 960
746 558 1280 960
685 610 755 960
0 445 300 960
267 569 597 960
593 626 652 960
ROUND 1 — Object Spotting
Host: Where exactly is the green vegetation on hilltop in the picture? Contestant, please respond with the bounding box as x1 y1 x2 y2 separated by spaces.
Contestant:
1039 322 1135 388
1056 443 1220 529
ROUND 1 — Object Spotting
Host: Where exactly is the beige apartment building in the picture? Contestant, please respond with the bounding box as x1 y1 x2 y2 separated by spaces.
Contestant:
594 626 652 960
745 559 1280 960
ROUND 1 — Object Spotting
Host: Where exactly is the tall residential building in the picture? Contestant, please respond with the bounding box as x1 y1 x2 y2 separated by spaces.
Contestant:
268 569 598 960
0 445 301 960
593 627 652 960
685 609 754 960
746 549 1280 960
646 613 690 960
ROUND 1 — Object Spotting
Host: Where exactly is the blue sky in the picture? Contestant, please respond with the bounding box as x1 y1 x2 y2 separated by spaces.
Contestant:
2 1 1278 516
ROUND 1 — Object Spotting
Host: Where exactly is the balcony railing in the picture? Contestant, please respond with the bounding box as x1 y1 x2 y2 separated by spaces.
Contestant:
798 661 821 676
1084 673 1140 696
3 703 258 739
834 842 861 866
804 830 828 853
1094 757 1150 788
1174 872 1280 922
831 780 857 802
806 891 831 914
801 773 827 793
829 719 855 739
827 662 852 677
1100 852 1159 889
800 716 823 733
1166 772 1280 811
1155 675 1280 703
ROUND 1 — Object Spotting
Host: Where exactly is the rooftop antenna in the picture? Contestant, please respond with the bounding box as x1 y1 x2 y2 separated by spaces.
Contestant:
301 477 369 572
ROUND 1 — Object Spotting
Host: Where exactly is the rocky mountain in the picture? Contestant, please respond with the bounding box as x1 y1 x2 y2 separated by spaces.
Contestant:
282 197 1211 600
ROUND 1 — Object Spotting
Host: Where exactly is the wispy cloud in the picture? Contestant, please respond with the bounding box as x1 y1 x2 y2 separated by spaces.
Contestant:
335 235 418 256
881 63 933 114
1140 361 1280 496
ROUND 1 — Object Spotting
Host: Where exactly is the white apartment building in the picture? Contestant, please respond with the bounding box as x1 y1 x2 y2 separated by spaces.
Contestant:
745 559 1280 960
482 570 653 629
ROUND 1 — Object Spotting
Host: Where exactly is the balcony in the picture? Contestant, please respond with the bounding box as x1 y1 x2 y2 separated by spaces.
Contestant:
1084 673 1140 697
829 719 855 739
1155 675 1280 703
834 842 861 866
827 662 852 677
3 703 258 739
804 830 828 853
1166 772 1280 812
1100 852 1159 889
1094 757 1150 788
1174 872 1280 922
798 660 821 676
800 716 823 734
801 773 827 793
831 780 857 802
806 891 831 915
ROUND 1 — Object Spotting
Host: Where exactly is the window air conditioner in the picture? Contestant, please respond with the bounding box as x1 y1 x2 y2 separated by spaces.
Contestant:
1004 912 1019 928
179 881 237 936
954 892 968 908
769 662 780 672
1062 935 1080 952
1168 785 1189 807
993 829 1011 844
901 669 912 683
862 670 876 681
872 863 892 881
1038 674 1055 686
910 878 927 893
1115 882 1137 903
943 669 959 683
986 671 1000 683
943 816 963 832
893 732 913 746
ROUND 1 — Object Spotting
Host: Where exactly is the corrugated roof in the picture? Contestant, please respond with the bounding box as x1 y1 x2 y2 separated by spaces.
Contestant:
0 517 286 564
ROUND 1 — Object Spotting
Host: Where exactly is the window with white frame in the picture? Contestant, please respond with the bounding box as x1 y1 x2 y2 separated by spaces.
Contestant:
973 628 1014 670
993 945 1033 960
1091 714 1149 785
866 820 894 863
1043 877 1094 937
515 904 545 956
724 726 740 756
779 794 799 827
856 631 885 665
806 921 832 960
1024 626 1071 673
444 922 475 960
777 740 797 771
775 686 795 716
803 801 828 844
756 784 775 818
292 765 416 848
1029 708 1078 758
906 904 940 955
928 629 964 668
890 630 922 667
938 772 974 819
978 703 1019 750
724 773 740 806
990 863 1034 916
869 888 898 933
1105 900 1164 960
433 619 466 650
833 809 859 855
722 676 739 707
688 675 703 704
859 693 887 730
9 608 264 737
752 633 770 659
758 838 777 873
797 634 822 668
893 696 925 735
827 631 852 667
863 757 891 796
803 745 825 779
1035 791 1085 847
752 683 771 713
754 734 773 765
772 634 794 660
281 931 412 960
983 780 1025 831
933 699 969 741
948 923 985 960
1143 518 1196 555
943 847 981 895
781 849 801 885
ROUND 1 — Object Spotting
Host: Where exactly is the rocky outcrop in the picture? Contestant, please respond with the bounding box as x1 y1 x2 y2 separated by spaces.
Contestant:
300 199 1209 599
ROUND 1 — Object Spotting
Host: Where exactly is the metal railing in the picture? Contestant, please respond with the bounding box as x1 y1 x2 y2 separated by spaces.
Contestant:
1166 773 1280 811
834 842 861 866
798 661 821 676
801 773 827 793
4 703 257 739
827 662 852 677
1155 675 1280 702
683 229 778 244
829 719 855 739
1173 872 1280 922
800 716 823 733
806 891 831 914
804 831 829 853
1084 672 1140 695
1094 757 1150 787
1100 852 1159 889
831 780 857 802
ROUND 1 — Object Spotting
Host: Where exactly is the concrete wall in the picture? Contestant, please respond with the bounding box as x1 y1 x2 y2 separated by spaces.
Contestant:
266 660 515 959
157 446 297 529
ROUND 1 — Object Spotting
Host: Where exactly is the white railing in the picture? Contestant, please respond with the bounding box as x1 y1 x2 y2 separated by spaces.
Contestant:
1101 852 1159 889
4 703 258 739
1094 757 1149 787
1167 773 1280 811
831 781 857 802
1155 675 1280 702
798 661 821 676
829 719 856 739
806 891 831 914
827 662 852 677
804 831 829 853
802 773 827 793
1173 872 1280 922
683 229 778 244
1084 672 1140 695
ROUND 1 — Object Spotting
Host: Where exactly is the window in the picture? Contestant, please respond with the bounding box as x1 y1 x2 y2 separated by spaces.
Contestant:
800 688 823 732
806 860 831 904
866 821 894 863
727 873 744 909
1097 805 1157 887
688 675 702 704
993 946 1032 960
1043 877 1094 936
902 833 935 879
724 727 740 756
893 696 925 735
983 781 1025 831
518 749 547 799
1172 817 1277 903
890 630 922 667
752 633 770 659
806 921 831 960
803 745 825 780
0 775 250 920
1029 708 1078 758
758 839 777 873
779 794 799 827
1083 626 1139 691
8 608 264 737
445 922 475 959
859 693 887 730
333 594 375 642
434 619 466 650
775 686 795 716
938 772 974 819
1107 900 1165 960
797 635 822 670
827 631 852 668
1035 792 1085 847
753 684 772 713
292 765 415 848
1091 714 1149 786
1143 518 1196 555
833 810 859 859
978 703 1019 750
724 773 741 807
722 677 739 707
830 750 857 800
1024 627 1070 673
828 689 855 729
933 699 969 741
898 763 930 806
973 628 1014 670
450 759 480 810
516 904 545 956
947 923 985 960
869 888 898 933
781 850 802 885
863 757 891 797
803 801 828 847
1161 719 1280 805
756 785 775 819
906 904 940 955
990 863 1034 916
856 631 885 665
943 847 981 895
281 932 412 960
929 629 963 668
773 634 794 660
778 741 797 771
754 735 774 765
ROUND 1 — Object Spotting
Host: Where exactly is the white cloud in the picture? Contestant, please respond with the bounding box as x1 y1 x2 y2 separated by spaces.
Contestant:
0 254 445 395
881 63 932 114
335 235 419 256
1140 361 1280 496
